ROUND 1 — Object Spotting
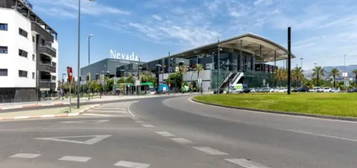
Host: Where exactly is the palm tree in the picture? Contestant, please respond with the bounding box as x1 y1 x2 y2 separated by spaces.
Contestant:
292 67 304 87
275 68 287 87
312 66 325 86
196 64 204 93
353 69 357 84
329 68 340 88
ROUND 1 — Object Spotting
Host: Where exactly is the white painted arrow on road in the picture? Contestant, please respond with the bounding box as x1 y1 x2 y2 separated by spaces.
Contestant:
35 135 112 145
114 160 150 168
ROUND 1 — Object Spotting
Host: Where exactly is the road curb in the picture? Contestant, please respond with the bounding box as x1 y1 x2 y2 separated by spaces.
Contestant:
0 104 100 121
190 97 357 122
0 94 192 113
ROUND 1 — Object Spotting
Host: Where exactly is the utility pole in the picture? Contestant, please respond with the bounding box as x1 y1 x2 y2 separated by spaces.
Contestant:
217 39 221 94
77 0 95 109
76 0 81 109
287 27 292 95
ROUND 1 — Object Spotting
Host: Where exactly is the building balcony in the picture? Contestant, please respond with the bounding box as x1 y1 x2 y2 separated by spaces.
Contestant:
39 80 56 89
38 45 56 57
31 22 54 42
39 64 56 73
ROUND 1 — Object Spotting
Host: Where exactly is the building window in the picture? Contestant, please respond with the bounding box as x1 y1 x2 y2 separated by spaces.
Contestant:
0 69 8 76
0 46 8 54
19 49 28 58
0 23 8 31
32 36 35 42
41 39 45 46
19 70 28 78
32 72 35 79
19 28 28 38
32 54 35 61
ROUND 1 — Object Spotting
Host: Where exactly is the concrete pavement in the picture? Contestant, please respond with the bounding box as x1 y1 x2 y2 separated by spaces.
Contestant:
0 99 235 168
0 95 356 167
130 96 357 168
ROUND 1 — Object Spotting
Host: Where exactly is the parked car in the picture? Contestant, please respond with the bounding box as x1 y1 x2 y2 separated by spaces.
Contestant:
322 88 332 93
230 86 251 93
310 87 322 92
293 87 309 92
348 88 357 93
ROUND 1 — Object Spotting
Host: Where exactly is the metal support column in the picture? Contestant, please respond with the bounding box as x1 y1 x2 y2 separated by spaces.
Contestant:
217 39 221 94
287 27 292 95
76 0 81 108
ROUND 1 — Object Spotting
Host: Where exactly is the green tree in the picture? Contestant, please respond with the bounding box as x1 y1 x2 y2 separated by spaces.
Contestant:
312 66 325 86
292 67 304 87
275 68 287 87
329 68 340 88
125 75 135 84
140 72 156 84
353 69 357 84
117 77 125 84
304 79 314 89
167 72 183 92
104 77 114 92
196 64 204 93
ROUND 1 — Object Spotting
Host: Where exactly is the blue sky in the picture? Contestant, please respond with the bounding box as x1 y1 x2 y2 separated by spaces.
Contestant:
29 0 357 75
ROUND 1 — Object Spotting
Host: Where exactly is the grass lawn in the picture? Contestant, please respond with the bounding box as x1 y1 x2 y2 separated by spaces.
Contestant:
194 93 357 118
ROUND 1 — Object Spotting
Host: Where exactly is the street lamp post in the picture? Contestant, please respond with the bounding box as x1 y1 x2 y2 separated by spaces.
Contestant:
287 27 292 95
217 39 221 94
61 73 66 100
155 64 162 93
77 0 95 109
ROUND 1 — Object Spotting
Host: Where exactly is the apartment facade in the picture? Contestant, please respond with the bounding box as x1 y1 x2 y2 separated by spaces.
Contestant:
0 0 58 102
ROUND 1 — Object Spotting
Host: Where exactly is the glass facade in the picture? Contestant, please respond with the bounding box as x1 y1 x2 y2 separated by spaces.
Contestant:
143 45 278 90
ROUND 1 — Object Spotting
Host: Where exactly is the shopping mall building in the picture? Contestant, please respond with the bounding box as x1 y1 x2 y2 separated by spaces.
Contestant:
81 33 292 92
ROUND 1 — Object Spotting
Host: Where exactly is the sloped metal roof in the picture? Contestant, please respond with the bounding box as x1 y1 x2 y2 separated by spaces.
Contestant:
168 33 295 62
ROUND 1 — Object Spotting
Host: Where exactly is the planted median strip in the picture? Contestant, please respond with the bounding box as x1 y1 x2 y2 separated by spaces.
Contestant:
193 93 357 118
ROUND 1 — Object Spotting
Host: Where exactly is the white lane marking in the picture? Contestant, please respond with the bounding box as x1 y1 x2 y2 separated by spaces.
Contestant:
10 153 40 159
86 111 127 114
68 113 80 116
59 156 91 162
135 120 144 124
155 131 175 137
14 116 30 119
127 103 136 118
35 135 112 145
114 160 150 168
193 146 228 155
93 108 127 110
285 129 357 142
142 124 155 128
170 138 193 144
41 114 55 118
82 113 119 117
225 158 271 168
60 120 109 124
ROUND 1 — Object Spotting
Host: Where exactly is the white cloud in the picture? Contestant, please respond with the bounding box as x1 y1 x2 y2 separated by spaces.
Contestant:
30 0 130 18
152 14 163 21
254 0 273 6
124 21 220 47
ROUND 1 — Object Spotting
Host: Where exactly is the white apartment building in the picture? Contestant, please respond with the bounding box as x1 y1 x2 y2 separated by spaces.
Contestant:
0 0 58 102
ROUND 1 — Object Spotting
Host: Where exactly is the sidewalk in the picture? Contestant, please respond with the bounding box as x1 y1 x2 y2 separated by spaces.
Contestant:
0 93 200 112
0 104 99 121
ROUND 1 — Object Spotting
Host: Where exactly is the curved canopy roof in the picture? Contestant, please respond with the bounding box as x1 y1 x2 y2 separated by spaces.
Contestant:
171 33 295 62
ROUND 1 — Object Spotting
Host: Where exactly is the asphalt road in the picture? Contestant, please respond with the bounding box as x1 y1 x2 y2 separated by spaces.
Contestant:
0 95 357 168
